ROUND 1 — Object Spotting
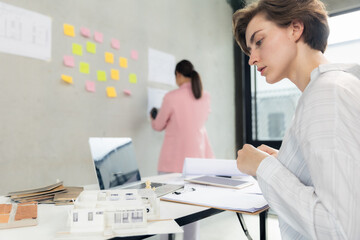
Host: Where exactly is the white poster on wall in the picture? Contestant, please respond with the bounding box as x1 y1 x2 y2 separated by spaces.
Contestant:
0 2 51 61
148 48 176 86
147 87 169 117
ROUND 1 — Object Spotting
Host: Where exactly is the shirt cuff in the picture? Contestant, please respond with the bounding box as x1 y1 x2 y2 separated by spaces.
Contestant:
256 155 284 189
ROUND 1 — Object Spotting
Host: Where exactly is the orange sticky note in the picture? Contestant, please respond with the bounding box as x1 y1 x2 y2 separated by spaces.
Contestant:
63 24 75 37
111 69 119 80
105 52 114 64
61 74 73 84
106 87 117 98
119 57 128 68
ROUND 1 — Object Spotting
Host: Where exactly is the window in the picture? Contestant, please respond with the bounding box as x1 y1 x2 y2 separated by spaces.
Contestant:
244 9 360 149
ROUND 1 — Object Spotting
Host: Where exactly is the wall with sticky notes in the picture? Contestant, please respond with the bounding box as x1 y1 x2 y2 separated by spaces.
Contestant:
0 0 236 195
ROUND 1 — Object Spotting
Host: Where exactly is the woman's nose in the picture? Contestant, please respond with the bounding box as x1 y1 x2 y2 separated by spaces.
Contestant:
248 51 258 66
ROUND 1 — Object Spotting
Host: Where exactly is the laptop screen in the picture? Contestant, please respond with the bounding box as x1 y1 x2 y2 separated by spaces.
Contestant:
89 137 141 190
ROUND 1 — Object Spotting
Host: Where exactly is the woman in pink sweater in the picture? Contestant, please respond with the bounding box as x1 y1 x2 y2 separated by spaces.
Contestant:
151 59 214 173
151 59 214 240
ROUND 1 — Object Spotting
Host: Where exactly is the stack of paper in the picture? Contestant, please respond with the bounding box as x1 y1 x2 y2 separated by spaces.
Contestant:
53 187 84 205
161 182 268 213
8 182 83 204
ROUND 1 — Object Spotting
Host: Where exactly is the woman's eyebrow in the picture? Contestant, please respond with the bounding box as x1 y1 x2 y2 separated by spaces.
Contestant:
246 30 261 54
249 30 261 45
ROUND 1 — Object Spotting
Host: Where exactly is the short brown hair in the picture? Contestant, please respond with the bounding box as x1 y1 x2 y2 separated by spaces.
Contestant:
233 0 329 55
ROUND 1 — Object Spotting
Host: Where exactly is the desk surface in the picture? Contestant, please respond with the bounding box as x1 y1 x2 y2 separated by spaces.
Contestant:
0 173 267 240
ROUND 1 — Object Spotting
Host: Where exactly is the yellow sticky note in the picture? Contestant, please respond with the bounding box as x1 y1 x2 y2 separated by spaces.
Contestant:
61 74 73 84
129 73 137 83
97 71 107 81
111 69 119 80
119 57 128 68
106 87 117 98
86 41 96 54
105 52 114 64
79 62 90 74
72 43 82 56
63 24 75 37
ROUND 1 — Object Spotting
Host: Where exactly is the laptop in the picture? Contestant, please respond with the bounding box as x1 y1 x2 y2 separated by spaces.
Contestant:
88 137 183 197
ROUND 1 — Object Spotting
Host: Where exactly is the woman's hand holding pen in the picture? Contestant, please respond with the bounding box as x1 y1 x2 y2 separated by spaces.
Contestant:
236 144 277 176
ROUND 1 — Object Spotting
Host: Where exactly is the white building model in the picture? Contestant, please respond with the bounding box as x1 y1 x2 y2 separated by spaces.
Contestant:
69 189 160 235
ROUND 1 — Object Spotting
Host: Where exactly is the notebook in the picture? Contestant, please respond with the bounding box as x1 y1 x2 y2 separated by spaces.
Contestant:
88 137 183 197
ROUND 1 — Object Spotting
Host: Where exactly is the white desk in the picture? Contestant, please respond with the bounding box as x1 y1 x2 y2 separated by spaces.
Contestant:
0 174 268 240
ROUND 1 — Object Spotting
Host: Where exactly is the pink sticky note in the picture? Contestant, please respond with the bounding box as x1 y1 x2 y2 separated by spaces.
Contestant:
80 27 91 38
123 89 132 96
131 50 138 60
85 81 95 92
111 38 120 49
63 55 75 67
94 31 103 43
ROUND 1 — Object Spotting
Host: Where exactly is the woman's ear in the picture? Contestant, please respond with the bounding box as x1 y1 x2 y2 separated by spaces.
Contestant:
290 19 304 42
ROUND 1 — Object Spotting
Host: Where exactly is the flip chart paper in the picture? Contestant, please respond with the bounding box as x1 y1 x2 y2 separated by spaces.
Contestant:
0 2 51 61
119 57 128 68
148 48 176 86
72 43 82 56
61 74 73 84
86 41 96 54
63 24 75 37
129 73 137 83
105 52 114 63
79 62 90 74
111 38 120 49
97 71 107 81
63 55 74 67
106 87 117 98
85 81 95 92
111 69 119 80
80 27 91 38
147 87 168 116
94 31 103 43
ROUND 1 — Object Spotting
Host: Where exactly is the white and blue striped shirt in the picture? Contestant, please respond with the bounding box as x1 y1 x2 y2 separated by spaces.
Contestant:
257 64 360 239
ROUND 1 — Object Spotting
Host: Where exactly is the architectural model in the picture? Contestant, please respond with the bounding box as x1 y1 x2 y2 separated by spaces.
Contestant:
69 189 160 235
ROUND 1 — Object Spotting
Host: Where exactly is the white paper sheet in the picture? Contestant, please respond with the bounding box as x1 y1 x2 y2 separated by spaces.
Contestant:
0 2 51 61
147 87 168 116
161 183 268 213
148 48 176 86
182 158 247 176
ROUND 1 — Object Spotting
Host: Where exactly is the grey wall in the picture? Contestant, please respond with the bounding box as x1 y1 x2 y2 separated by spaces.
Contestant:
0 0 236 195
